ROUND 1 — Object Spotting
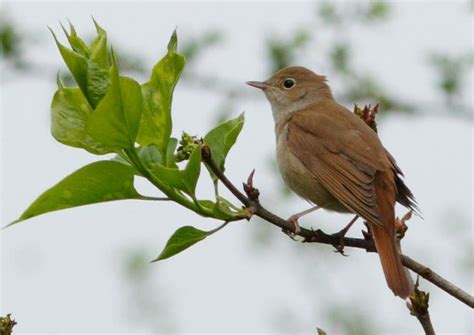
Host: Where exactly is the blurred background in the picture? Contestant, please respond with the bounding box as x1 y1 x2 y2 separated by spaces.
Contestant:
1 1 473 334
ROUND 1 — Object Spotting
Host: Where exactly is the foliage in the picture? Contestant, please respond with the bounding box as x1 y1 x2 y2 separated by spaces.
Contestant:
181 30 222 62
0 13 26 70
429 52 474 104
13 161 142 224
153 223 228 261
11 21 246 261
0 18 20 58
318 1 390 25
0 314 17 335
267 30 310 73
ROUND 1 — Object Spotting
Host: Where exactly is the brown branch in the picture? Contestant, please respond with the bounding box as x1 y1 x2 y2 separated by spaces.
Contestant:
202 146 474 311
413 311 435 335
407 278 435 335
402 255 474 308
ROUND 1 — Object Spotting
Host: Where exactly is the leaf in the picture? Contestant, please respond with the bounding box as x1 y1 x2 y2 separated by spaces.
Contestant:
12 161 142 224
182 146 201 196
317 328 327 335
166 137 179 168
204 113 244 179
138 145 163 169
213 197 244 220
89 19 108 68
52 21 111 109
87 55 143 151
137 30 185 159
197 198 245 221
50 27 89 98
152 226 210 261
151 146 201 196
87 61 110 108
0 314 17 335
50 86 110 154
61 21 89 57
86 22 109 107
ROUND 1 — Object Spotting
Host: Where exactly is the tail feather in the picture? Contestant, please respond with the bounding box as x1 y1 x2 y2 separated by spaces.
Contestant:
385 149 421 216
374 170 413 299
371 225 412 298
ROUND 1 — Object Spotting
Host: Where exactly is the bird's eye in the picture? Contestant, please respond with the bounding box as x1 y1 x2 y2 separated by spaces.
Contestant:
283 78 296 89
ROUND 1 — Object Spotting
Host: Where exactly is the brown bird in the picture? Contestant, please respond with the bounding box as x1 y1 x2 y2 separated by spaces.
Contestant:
247 66 418 298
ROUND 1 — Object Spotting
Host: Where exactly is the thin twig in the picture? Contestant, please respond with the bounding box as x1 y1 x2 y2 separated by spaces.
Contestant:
407 277 436 335
201 146 474 310
140 196 171 201
415 311 435 335
208 221 230 235
402 255 474 308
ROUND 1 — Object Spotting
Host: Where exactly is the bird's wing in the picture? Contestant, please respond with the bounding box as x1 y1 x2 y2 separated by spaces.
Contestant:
286 105 390 226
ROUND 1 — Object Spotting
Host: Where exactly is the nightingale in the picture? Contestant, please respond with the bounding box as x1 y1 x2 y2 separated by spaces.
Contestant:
247 66 418 299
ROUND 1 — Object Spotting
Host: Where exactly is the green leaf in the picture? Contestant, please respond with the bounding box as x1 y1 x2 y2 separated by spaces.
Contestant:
86 22 109 107
197 198 244 221
151 146 201 196
50 27 89 98
214 197 244 220
87 61 110 108
152 226 209 261
0 314 17 335
182 146 201 196
89 19 108 66
87 55 143 151
138 145 163 169
137 30 185 159
61 21 89 57
51 86 110 154
151 165 187 192
204 113 244 179
53 21 110 108
166 137 179 168
12 161 142 224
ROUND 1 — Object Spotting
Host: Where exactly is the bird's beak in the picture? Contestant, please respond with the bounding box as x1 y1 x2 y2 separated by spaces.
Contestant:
246 81 269 90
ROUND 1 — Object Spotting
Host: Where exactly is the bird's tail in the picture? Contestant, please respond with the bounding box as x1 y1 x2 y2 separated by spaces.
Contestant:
373 171 413 299
371 224 412 298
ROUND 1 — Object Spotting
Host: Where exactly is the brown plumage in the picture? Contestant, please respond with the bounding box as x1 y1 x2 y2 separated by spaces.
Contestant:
247 66 418 298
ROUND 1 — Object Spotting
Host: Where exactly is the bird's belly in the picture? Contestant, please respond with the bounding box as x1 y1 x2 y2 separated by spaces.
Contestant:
276 135 350 213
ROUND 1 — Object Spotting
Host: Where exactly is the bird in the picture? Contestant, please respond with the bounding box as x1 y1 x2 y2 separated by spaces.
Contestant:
246 66 418 299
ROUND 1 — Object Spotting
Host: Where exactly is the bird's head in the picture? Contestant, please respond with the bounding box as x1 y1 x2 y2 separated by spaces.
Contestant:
247 66 333 122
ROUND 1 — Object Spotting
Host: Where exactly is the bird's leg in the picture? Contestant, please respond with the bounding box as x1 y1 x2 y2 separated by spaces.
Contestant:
332 215 359 255
283 206 321 238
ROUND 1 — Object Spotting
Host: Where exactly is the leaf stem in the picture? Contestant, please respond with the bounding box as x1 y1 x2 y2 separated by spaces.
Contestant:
124 147 214 217
207 221 230 235
140 196 171 201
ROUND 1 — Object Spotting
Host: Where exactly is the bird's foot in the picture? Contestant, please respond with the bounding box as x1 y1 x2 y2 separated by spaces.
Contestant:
288 215 302 235
331 230 348 256
331 215 359 255
282 215 302 240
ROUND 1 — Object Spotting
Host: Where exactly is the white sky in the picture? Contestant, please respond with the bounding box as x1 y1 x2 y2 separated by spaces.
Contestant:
1 1 473 334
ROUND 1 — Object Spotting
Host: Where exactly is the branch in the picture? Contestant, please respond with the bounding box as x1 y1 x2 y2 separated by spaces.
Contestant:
202 146 474 310
413 311 435 335
407 278 435 335
401 255 474 308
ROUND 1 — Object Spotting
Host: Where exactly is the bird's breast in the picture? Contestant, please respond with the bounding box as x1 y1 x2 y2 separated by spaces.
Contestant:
275 125 350 213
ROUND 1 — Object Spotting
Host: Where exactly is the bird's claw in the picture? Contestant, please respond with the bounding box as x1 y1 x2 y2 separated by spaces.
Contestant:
282 215 302 240
331 231 348 256
282 228 298 241
287 215 302 235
